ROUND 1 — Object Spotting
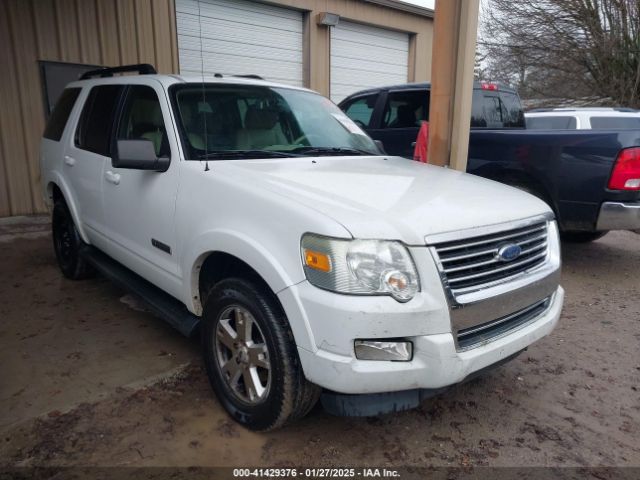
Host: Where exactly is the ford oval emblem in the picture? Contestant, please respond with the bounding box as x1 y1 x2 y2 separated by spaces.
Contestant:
496 243 522 262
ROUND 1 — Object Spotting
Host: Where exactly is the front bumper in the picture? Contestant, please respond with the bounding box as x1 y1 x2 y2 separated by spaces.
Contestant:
289 285 564 395
596 201 640 231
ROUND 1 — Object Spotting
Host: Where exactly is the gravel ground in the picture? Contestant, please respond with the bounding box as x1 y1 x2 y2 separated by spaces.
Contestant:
0 222 638 471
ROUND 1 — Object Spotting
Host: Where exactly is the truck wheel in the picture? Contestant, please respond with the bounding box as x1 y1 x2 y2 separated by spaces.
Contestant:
202 278 320 431
560 231 608 243
51 201 93 280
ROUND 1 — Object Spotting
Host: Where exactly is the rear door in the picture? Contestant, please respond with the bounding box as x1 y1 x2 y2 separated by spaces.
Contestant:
65 84 124 239
366 89 428 158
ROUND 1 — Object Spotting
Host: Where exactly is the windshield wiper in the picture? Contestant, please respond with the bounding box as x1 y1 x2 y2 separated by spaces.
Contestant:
289 146 373 156
198 150 301 160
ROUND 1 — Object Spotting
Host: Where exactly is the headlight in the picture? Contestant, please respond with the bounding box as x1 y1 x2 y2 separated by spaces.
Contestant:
301 234 420 302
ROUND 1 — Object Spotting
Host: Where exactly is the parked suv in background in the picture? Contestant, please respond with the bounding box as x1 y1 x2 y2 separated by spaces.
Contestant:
340 83 640 243
525 107 640 130
41 65 563 430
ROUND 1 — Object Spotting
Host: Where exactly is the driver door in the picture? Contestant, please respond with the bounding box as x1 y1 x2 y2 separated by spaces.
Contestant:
100 82 182 297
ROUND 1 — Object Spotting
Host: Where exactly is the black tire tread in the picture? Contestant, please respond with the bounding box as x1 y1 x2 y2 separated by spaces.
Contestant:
52 200 94 280
203 277 320 430
560 230 608 243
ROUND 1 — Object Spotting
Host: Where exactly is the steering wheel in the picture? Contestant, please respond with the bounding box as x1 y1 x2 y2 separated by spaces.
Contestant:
293 133 323 146
352 119 366 128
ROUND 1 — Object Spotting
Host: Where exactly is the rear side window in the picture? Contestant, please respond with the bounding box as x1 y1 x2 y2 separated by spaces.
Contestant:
43 88 81 141
590 116 640 129
471 90 525 128
75 85 123 156
499 92 525 127
381 91 429 129
341 94 378 128
526 116 577 130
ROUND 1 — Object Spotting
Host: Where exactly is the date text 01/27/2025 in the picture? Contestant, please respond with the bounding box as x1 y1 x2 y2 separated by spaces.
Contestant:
232 468 401 478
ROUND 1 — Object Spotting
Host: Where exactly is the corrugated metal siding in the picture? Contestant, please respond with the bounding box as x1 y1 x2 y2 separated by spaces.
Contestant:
330 20 409 103
176 0 303 86
0 0 179 217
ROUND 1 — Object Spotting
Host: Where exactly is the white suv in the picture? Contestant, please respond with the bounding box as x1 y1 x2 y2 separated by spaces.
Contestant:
41 65 564 430
526 107 640 130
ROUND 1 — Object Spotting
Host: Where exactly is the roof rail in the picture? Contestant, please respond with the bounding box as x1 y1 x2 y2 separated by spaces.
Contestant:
79 63 157 80
527 108 562 113
232 74 265 80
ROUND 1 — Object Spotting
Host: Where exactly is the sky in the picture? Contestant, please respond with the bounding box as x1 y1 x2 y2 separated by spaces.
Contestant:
398 0 436 10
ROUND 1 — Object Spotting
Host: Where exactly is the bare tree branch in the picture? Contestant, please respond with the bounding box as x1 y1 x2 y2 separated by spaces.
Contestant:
479 0 640 107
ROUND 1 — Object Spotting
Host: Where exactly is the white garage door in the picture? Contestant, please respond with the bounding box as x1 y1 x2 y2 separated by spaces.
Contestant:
176 0 303 86
330 20 409 103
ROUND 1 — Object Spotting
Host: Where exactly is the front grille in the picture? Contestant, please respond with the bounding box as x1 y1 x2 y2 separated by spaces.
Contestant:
433 221 549 295
457 297 552 350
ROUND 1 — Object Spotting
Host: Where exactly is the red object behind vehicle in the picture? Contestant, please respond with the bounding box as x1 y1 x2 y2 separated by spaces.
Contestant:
608 147 640 190
413 121 429 163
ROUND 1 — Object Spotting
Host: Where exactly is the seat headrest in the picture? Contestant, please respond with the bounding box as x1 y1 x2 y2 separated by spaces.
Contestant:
245 107 279 130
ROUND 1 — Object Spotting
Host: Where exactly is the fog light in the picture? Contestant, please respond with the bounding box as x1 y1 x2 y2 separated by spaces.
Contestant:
354 340 413 361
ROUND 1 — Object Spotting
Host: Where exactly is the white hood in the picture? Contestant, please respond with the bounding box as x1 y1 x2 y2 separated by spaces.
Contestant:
221 156 552 245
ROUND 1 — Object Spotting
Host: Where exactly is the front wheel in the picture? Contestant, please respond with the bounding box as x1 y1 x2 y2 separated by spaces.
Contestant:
560 231 608 243
202 278 320 430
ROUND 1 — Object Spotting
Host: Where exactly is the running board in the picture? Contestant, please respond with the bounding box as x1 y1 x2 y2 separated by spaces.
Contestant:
80 247 200 338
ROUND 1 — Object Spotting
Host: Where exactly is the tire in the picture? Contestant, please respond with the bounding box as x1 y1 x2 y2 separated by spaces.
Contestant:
560 231 608 243
51 201 94 280
202 277 320 431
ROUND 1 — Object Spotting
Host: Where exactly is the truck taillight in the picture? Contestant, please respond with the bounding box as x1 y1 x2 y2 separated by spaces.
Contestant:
609 147 640 191
481 82 498 91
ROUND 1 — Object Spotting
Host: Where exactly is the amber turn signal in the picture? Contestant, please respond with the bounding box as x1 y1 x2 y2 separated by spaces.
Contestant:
303 249 331 272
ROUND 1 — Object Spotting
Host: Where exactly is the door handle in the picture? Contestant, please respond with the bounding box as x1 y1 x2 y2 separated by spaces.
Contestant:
64 155 75 166
105 170 121 185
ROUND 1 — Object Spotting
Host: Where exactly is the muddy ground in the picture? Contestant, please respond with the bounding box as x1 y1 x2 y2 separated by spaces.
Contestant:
0 218 638 470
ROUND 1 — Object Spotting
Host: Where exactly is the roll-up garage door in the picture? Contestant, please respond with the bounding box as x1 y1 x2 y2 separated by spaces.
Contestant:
176 0 303 86
330 20 409 103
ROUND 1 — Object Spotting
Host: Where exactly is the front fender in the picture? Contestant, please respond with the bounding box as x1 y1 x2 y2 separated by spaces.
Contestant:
181 228 304 314
181 228 318 352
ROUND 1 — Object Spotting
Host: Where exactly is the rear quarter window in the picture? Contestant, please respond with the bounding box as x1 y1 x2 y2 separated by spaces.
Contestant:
590 116 640 129
526 116 577 130
43 88 81 141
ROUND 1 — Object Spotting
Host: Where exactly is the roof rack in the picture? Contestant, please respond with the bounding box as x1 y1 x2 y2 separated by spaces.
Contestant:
232 74 265 80
79 63 157 80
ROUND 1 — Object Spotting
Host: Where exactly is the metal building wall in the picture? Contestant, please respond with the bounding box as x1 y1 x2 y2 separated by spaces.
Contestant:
0 0 179 217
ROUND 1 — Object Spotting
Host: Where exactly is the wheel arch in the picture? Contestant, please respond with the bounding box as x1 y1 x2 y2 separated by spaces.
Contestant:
481 168 559 217
183 229 304 316
45 176 90 243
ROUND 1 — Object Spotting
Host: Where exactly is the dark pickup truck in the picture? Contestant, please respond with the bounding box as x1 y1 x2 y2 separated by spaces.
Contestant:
339 82 640 242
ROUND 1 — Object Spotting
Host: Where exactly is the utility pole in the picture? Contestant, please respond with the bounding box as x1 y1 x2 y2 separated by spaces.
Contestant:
428 0 480 171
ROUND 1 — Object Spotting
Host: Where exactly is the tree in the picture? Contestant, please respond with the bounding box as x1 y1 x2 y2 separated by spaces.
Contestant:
480 0 640 107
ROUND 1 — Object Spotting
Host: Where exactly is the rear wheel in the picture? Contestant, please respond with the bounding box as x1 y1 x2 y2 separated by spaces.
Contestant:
51 201 93 279
560 231 608 243
202 277 320 430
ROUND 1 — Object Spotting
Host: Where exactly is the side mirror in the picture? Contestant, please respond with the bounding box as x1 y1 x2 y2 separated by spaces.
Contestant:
113 140 170 172
374 139 386 155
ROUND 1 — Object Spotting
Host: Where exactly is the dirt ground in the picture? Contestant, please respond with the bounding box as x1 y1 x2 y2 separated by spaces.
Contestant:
0 217 638 470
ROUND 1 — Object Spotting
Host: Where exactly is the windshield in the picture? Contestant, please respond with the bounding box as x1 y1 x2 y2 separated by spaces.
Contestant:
171 84 380 159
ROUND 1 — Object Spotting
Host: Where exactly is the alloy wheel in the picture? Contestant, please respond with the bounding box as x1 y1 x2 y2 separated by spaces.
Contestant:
214 305 271 405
